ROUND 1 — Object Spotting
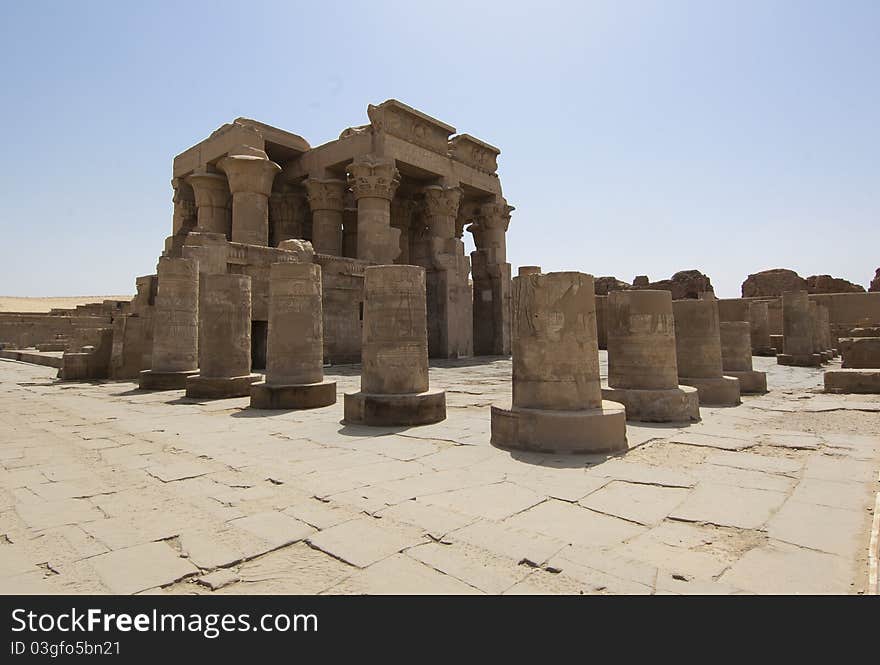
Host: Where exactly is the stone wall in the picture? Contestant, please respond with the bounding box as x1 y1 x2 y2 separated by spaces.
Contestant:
0 313 113 349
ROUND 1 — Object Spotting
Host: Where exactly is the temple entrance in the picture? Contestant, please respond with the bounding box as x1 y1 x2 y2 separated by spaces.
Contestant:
251 320 268 370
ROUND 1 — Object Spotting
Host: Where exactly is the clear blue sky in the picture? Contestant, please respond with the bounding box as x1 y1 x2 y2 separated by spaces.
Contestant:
1 0 877 298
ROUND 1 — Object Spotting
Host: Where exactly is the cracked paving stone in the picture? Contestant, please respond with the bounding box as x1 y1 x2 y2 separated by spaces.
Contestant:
307 516 428 568
228 511 315 549
718 540 853 594
14 498 104 531
146 461 215 483
406 541 532 594
505 499 647 548
375 500 477 540
324 553 480 595
418 482 546 521
579 481 690 526
669 483 787 530
89 541 198 594
765 499 868 558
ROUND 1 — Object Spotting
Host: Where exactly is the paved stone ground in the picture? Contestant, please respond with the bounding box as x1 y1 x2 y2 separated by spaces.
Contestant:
1 353 878 595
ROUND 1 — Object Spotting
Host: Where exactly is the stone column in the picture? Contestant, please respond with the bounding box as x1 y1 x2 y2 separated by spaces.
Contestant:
218 150 281 246
186 274 260 398
778 291 821 366
818 304 836 357
469 197 513 356
808 301 832 362
419 185 472 359
673 299 740 405
749 301 775 355
342 202 359 259
186 170 229 236
139 257 199 390
720 321 768 393
390 197 415 264
518 266 541 276
305 178 345 256
347 156 400 264
602 290 700 422
344 265 446 426
171 178 197 236
491 272 626 453
596 294 608 350
163 178 198 258
250 262 336 409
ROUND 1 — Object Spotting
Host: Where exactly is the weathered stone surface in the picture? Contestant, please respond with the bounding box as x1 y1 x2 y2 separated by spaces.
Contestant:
741 268 807 298
669 483 786 529
633 270 714 300
89 542 198 594
673 298 741 406
344 265 446 426
307 517 428 568
3 350 879 596
594 276 631 295
604 290 700 422
805 274 865 294
870 268 880 293
493 271 627 453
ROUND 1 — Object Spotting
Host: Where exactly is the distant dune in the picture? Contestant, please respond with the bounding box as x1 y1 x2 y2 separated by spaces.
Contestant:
0 295 133 313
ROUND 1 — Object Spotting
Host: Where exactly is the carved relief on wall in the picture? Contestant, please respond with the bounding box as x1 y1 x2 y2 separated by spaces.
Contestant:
448 134 500 174
367 101 453 155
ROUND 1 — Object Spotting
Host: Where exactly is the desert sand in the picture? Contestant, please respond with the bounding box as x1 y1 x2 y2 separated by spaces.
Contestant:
0 295 132 313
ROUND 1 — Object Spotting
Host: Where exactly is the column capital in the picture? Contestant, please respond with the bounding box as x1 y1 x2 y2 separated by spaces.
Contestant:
186 170 228 205
305 178 346 212
422 185 462 219
347 155 400 201
217 155 281 196
474 197 514 232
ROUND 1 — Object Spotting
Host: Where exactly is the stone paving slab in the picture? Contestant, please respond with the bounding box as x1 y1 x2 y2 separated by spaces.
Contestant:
0 355 878 595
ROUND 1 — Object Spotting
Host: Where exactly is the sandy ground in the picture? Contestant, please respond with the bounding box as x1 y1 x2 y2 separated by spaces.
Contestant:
0 296 132 313
0 353 878 595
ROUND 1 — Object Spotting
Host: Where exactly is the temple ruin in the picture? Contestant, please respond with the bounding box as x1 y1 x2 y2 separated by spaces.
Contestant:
133 99 513 376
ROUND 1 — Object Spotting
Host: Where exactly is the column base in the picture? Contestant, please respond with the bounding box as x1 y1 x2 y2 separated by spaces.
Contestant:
679 375 741 406
819 351 832 363
601 385 700 423
185 373 262 399
753 347 777 357
250 380 337 410
722 370 767 394
343 389 446 426
59 354 93 381
824 369 880 394
490 400 627 454
777 353 822 367
139 369 198 391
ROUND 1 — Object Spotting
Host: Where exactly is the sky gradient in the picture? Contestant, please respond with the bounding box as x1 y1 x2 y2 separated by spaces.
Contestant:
1 0 877 298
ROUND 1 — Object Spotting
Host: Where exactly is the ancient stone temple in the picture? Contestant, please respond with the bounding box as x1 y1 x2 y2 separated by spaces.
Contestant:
114 100 512 373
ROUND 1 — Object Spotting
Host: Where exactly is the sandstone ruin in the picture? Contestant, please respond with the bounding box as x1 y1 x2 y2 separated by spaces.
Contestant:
250 261 337 410
602 290 700 422
343 265 446 426
491 272 627 453
672 299 741 406
3 97 880 599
